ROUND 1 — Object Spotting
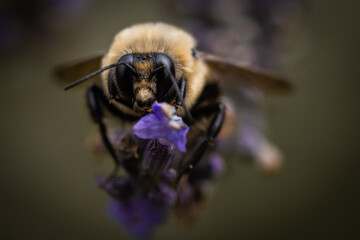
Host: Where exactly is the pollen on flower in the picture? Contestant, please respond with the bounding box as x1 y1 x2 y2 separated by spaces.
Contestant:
168 117 184 130
160 103 176 119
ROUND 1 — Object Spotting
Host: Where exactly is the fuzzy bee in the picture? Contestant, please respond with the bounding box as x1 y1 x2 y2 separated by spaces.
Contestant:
57 22 290 181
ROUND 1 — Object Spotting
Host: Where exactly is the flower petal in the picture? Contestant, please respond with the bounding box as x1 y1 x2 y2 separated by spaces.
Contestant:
133 102 189 152
133 114 168 139
152 103 167 120
148 184 177 207
168 127 189 152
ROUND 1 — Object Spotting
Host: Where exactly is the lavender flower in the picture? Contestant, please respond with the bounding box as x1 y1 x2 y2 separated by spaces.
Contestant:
148 184 177 207
140 138 177 181
133 103 189 152
207 154 225 178
94 105 190 238
98 177 167 238
109 196 166 239
98 177 136 200
92 101 228 237
188 153 225 184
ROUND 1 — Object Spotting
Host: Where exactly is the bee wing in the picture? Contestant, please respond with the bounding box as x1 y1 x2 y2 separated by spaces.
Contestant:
54 51 105 86
197 51 288 172
198 51 292 95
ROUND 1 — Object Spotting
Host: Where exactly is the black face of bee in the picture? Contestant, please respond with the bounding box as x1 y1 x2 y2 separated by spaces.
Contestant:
153 53 175 100
109 53 177 113
115 54 135 99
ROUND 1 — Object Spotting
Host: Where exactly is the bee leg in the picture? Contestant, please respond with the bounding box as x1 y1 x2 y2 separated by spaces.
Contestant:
86 84 133 168
178 102 226 180
176 77 187 107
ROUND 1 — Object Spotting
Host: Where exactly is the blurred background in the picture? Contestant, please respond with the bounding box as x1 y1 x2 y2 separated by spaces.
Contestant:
0 0 359 239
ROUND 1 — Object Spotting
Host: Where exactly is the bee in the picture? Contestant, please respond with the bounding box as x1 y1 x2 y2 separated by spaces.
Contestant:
56 22 290 178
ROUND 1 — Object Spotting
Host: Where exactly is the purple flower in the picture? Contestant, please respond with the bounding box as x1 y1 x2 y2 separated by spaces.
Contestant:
188 154 225 183
142 140 174 175
208 154 225 178
133 103 189 152
148 184 177 207
97 177 136 200
177 183 194 206
109 197 166 239
98 176 168 238
161 168 178 183
237 124 263 156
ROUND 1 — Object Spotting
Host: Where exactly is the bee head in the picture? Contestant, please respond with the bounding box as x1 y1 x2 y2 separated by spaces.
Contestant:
109 53 177 113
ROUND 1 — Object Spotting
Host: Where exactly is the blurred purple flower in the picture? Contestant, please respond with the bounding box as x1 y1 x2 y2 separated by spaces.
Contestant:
177 183 194 206
237 124 262 156
98 177 136 200
133 103 189 152
109 197 166 239
142 140 174 173
161 168 178 183
188 153 225 184
98 177 168 238
208 154 225 178
148 184 177 207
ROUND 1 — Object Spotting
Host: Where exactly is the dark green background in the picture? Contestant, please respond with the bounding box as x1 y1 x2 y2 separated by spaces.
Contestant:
1 1 359 239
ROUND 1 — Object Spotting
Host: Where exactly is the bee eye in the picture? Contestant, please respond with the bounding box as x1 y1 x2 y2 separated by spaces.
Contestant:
114 54 135 98
154 54 176 100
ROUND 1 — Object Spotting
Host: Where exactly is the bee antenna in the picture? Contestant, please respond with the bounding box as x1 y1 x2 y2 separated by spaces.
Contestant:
149 65 165 79
163 66 194 124
64 62 137 91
